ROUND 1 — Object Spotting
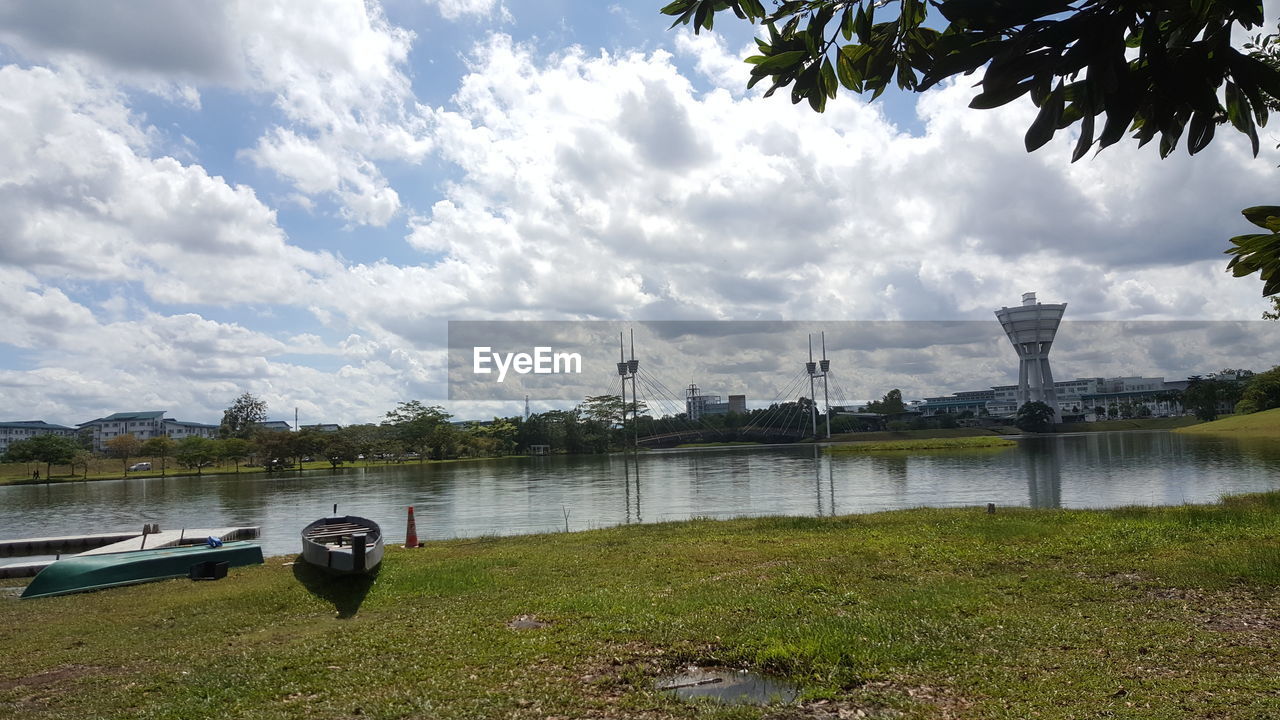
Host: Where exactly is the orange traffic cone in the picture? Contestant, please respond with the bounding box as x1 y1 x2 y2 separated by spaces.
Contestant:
405 505 420 548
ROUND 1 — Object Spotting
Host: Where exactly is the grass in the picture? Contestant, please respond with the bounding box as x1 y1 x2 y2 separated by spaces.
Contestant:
1059 416 1201 433
1173 408 1280 439
826 436 1017 453
675 441 762 448
828 427 1020 443
3 494 1278 719
0 454 519 487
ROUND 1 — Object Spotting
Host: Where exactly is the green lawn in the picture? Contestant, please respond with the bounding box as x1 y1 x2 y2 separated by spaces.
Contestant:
2 494 1278 719
1174 408 1280 439
0 455 515 487
828 427 1020 443
826 436 1017 453
1059 416 1201 433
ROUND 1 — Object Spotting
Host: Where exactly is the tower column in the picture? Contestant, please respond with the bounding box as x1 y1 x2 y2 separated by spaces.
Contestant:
996 293 1067 423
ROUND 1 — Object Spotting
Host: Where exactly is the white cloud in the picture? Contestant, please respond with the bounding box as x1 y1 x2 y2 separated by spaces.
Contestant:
424 0 510 21
386 32 1276 328
0 268 440 425
0 64 339 306
0 0 433 226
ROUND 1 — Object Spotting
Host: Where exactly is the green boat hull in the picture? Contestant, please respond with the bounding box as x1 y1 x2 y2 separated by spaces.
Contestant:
21 542 264 599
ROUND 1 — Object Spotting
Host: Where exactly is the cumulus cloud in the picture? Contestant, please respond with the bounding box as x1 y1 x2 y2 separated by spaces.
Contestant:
0 0 433 226
0 267 441 425
424 0 511 21
0 64 338 306
397 32 1273 328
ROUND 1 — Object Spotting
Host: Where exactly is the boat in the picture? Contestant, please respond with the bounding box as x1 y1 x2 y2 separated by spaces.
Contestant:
20 541 264 599
300 515 383 574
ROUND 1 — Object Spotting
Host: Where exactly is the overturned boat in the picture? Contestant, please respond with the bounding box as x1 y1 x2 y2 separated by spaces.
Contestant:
20 541 264 599
301 515 383 574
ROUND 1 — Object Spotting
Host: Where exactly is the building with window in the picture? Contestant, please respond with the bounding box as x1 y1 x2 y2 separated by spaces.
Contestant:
922 376 1184 420
78 411 218 452
0 421 77 456
163 419 220 441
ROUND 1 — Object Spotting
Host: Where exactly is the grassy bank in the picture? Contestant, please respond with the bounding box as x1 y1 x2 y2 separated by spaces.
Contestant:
828 427 1019 443
827 436 1017 453
1058 416 1201 433
1174 407 1280 439
3 495 1278 719
674 441 762 448
0 455 520 487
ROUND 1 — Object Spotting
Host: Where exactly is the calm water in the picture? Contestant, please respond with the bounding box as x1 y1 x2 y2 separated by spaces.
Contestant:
1 431 1277 559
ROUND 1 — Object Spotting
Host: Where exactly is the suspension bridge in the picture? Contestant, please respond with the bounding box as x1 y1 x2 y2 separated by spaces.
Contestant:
605 331 871 448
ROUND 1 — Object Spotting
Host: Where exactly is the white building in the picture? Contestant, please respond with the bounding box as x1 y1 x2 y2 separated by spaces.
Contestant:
78 411 218 452
926 376 1176 420
0 421 77 456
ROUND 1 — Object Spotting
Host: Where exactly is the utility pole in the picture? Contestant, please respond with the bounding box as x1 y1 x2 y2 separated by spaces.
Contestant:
628 329 639 450
820 331 831 439
617 332 629 448
807 335 818 440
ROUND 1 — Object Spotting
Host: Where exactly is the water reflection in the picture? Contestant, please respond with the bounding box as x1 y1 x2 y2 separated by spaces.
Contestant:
0 432 1277 559
1025 438 1063 509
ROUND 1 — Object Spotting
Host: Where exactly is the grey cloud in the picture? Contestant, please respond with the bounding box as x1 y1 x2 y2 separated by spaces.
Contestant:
0 2 241 82
616 78 708 171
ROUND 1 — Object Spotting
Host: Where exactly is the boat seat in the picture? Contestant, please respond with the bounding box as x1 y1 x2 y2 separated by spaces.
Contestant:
305 527 373 539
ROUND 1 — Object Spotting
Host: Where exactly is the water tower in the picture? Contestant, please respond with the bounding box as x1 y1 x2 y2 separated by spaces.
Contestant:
995 292 1066 422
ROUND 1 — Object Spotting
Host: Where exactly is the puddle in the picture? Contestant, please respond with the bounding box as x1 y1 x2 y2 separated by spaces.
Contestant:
656 665 800 705
506 614 550 630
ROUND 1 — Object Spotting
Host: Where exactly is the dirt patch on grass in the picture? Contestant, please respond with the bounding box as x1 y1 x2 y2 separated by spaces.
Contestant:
0 664 102 692
1148 587 1280 637
568 643 970 719
507 614 551 630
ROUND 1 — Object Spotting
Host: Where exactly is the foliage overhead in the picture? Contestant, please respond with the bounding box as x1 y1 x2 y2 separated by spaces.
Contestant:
662 0 1280 297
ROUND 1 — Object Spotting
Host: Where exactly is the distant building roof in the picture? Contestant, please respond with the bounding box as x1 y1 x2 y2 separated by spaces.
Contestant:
260 421 293 431
79 411 166 426
167 420 219 429
0 420 76 431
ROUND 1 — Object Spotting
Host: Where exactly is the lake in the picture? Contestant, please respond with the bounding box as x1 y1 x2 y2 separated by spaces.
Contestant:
1 431 1276 559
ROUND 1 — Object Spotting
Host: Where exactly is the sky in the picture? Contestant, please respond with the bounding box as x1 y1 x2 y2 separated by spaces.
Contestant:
0 0 1277 427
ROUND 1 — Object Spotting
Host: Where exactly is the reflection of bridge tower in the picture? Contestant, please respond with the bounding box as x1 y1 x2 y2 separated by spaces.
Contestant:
995 292 1067 422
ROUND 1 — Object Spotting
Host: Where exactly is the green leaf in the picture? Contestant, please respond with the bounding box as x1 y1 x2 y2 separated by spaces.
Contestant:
1071 108 1095 162
1242 206 1280 230
659 0 694 16
836 45 859 90
754 50 808 72
1186 110 1215 155
1025 85 1064 152
822 57 838 99
970 79 1034 109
